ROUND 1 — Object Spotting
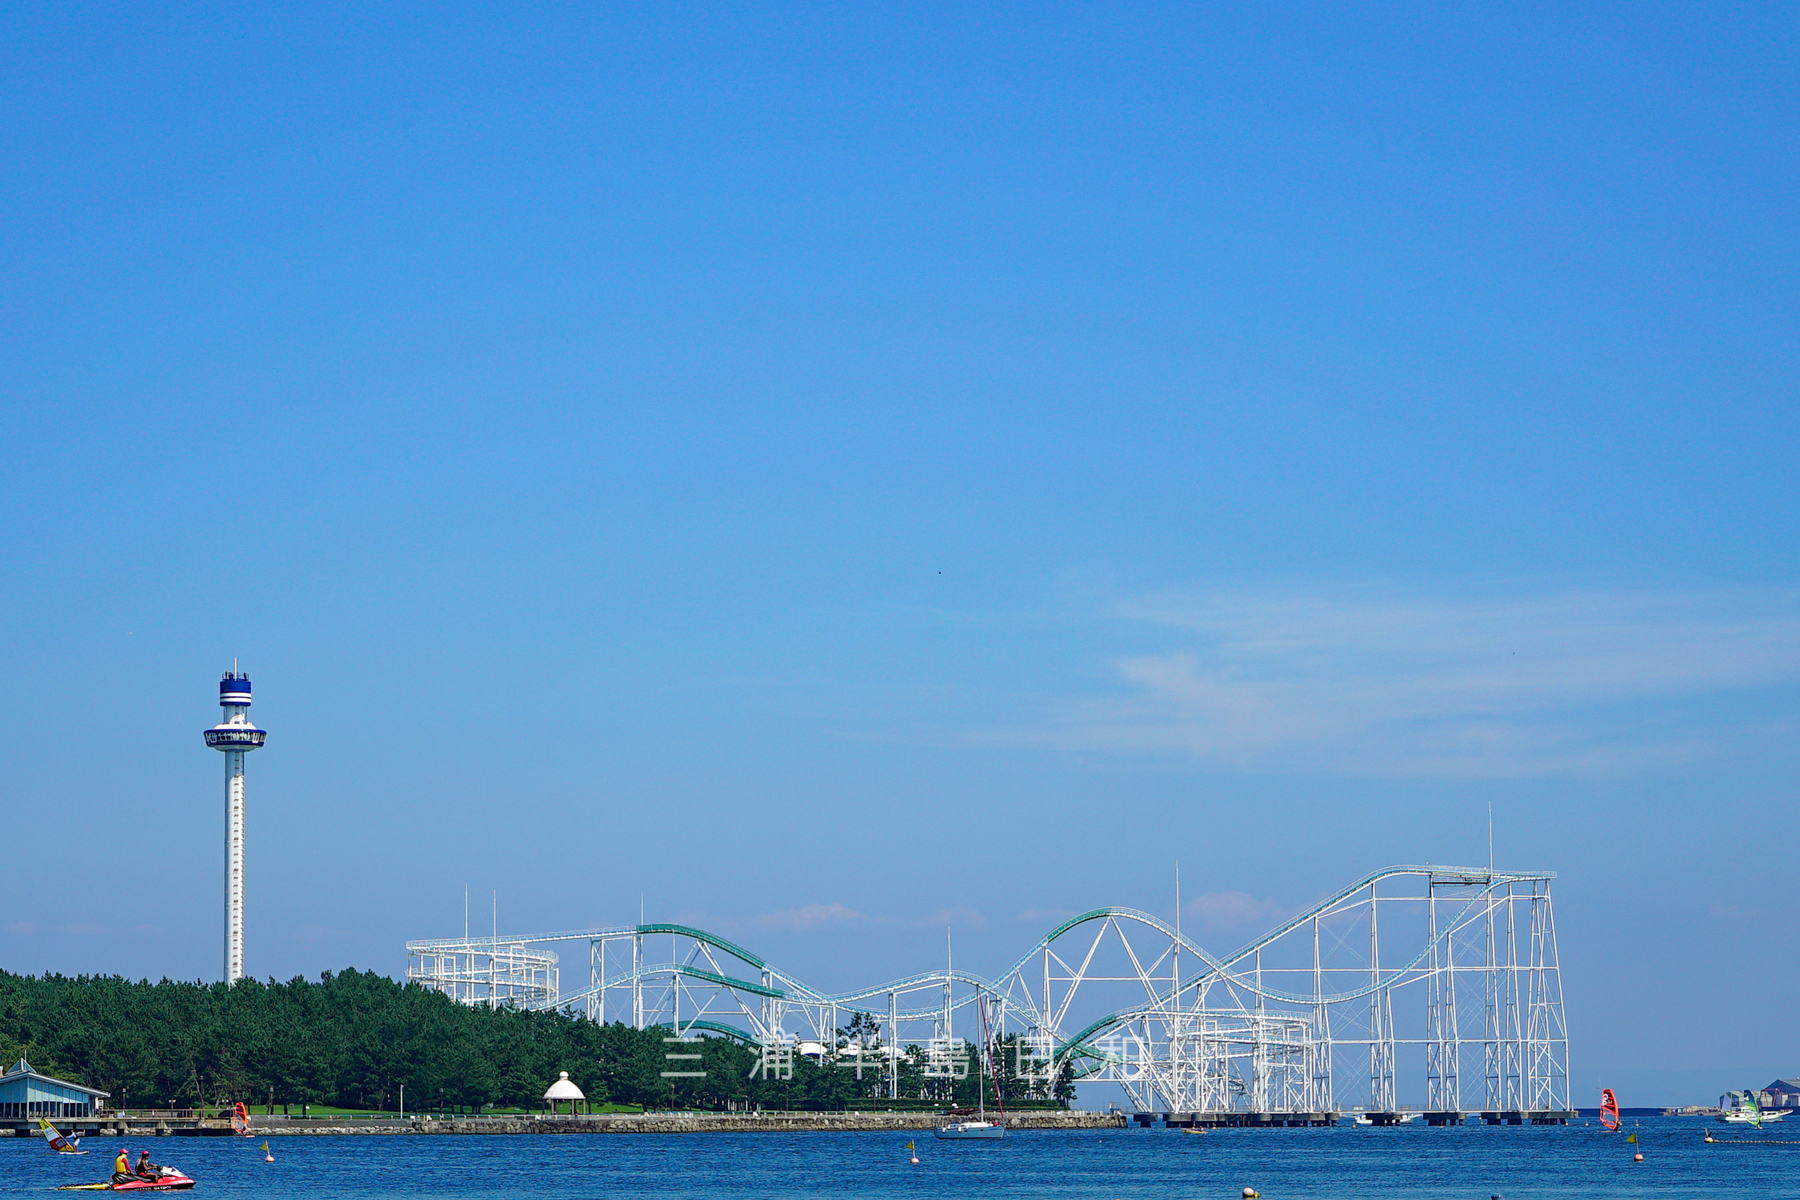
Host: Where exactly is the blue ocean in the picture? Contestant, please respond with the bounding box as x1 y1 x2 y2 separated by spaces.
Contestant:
5 1118 1792 1200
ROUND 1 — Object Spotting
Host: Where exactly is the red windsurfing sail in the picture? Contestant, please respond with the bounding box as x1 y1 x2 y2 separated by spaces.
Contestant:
1600 1088 1621 1131
231 1102 250 1136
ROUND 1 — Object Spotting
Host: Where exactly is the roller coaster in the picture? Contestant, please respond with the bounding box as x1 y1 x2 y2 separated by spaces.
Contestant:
406 864 1570 1123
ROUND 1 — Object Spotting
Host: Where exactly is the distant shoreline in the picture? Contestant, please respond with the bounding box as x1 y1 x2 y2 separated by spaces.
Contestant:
225 1111 1124 1136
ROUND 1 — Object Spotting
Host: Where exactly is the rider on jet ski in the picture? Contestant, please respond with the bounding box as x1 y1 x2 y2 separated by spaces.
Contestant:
112 1148 135 1185
135 1151 164 1180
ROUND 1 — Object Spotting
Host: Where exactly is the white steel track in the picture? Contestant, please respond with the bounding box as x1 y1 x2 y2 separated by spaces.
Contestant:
406 864 1568 1116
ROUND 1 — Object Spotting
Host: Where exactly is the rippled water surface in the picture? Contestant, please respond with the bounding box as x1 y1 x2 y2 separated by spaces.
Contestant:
4 1117 1793 1199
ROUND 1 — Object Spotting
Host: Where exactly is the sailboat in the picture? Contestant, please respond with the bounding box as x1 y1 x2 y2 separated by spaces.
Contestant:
38 1117 85 1154
1720 1091 1785 1125
935 990 1005 1140
1600 1088 1621 1131
936 1112 1003 1139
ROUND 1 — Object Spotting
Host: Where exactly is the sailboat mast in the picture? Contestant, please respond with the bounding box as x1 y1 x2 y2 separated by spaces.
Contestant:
979 1000 993 1115
979 992 1005 1118
945 928 953 1105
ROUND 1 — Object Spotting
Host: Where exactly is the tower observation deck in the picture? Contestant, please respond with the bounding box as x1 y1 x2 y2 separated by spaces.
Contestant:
204 669 265 984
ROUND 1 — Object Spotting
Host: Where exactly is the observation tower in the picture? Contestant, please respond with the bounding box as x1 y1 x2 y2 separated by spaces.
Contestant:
203 667 265 984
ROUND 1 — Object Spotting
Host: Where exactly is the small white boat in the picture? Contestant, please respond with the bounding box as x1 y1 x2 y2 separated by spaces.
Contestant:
935 1119 1004 1140
1719 1092 1785 1125
1720 1107 1786 1124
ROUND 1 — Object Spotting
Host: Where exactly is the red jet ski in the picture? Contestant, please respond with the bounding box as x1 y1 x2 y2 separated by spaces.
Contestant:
114 1171 196 1192
59 1168 196 1191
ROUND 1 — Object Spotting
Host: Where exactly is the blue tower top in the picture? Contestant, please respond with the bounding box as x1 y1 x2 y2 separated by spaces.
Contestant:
220 672 252 707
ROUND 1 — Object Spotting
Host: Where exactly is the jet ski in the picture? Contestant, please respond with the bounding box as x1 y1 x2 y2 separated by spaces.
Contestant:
113 1171 196 1192
59 1168 196 1191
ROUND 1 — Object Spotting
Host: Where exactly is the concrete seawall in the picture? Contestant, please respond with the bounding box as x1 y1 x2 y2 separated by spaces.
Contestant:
250 1110 1124 1136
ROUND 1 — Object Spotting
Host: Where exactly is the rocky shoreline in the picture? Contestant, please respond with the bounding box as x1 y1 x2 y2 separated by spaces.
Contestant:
247 1110 1124 1136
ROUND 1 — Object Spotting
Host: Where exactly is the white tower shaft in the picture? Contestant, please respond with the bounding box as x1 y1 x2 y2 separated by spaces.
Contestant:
224 748 246 984
205 669 264 986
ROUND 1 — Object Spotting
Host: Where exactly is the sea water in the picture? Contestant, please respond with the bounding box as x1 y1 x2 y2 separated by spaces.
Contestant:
4 1117 1792 1199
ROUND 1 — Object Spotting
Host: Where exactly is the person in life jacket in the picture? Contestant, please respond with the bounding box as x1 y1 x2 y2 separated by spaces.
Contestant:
112 1148 134 1185
135 1150 163 1179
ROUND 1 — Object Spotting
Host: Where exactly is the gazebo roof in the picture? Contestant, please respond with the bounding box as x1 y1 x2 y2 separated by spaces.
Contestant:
543 1071 585 1101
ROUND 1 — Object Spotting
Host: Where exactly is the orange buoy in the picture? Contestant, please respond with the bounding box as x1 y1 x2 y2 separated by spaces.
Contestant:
1633 1152 1644 1162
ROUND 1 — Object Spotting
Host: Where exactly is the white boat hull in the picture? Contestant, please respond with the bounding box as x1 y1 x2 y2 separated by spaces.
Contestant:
934 1120 1004 1139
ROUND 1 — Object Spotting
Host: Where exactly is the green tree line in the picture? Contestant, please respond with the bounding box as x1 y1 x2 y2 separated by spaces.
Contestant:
0 970 1072 1112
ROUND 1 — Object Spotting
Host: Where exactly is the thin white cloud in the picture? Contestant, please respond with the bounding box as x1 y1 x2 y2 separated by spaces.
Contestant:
1015 907 1076 925
927 905 987 929
722 903 996 934
997 586 1800 778
755 902 868 931
1185 892 1289 929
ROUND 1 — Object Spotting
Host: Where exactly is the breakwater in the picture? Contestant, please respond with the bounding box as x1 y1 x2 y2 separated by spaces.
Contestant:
249 1110 1124 1136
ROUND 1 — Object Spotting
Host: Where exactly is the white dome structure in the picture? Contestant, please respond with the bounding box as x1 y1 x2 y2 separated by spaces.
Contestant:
543 1071 587 1114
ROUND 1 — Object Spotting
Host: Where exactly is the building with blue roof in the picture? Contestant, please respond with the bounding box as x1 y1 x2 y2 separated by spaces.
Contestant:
0 1058 108 1121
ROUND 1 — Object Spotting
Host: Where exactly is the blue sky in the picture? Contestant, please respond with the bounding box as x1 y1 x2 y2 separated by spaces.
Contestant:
1 1 1796 1104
